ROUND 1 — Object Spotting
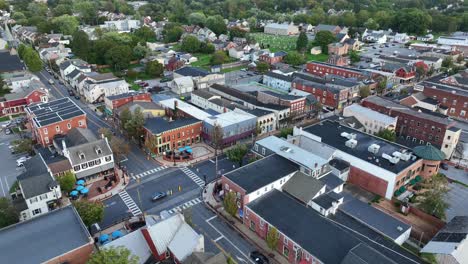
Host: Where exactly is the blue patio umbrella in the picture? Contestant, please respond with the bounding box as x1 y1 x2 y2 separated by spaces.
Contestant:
76 185 85 191
70 190 79 196
111 230 123 239
99 234 109 243
80 188 89 194
76 180 85 185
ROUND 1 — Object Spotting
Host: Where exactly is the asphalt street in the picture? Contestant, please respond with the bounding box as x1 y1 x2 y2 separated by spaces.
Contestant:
0 132 26 197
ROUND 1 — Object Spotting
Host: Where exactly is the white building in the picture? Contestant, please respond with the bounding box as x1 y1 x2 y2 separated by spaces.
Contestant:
263 71 294 93
59 59 91 80
100 19 142 33
437 36 468 46
83 79 129 103
393 33 410 44
264 23 299 36
343 104 397 135
5 72 40 93
170 76 195 95
15 155 62 221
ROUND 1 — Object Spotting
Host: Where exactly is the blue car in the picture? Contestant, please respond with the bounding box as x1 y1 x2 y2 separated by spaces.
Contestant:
151 192 167 202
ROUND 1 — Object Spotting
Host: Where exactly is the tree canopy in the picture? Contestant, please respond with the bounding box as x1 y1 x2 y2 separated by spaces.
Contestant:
57 171 76 193
73 200 104 227
88 246 139 264
0 198 19 228
226 144 248 167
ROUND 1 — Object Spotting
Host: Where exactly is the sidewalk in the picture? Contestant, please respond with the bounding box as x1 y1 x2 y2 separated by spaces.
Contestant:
89 168 130 202
202 182 290 264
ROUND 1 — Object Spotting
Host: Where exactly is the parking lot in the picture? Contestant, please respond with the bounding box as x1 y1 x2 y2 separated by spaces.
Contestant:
445 182 468 221
0 130 27 197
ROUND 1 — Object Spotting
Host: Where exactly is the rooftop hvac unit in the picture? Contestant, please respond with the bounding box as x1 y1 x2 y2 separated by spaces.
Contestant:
345 139 358 148
341 132 350 139
389 156 400 164
400 152 412 161
368 144 380 154
392 151 402 158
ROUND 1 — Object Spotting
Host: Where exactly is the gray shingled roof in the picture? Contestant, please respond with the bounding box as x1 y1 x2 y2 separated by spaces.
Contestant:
283 171 325 203
0 206 92 264
17 156 57 199
66 138 112 165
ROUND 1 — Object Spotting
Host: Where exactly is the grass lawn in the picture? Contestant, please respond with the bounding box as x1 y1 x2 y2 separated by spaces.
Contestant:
305 53 329 62
0 116 10 122
221 65 247 73
249 33 298 52
191 53 212 70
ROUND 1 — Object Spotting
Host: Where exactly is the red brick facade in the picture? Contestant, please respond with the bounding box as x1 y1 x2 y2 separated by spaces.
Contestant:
422 86 467 120
244 207 319 264
292 80 348 109
220 176 250 211
305 62 367 79
45 243 93 264
0 90 47 117
32 114 87 146
259 54 285 65
144 121 203 154
361 99 451 147
106 92 152 112
348 166 389 197
257 92 306 114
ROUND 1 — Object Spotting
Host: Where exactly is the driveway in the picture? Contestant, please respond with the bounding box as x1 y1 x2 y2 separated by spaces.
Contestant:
443 163 468 185
445 182 468 221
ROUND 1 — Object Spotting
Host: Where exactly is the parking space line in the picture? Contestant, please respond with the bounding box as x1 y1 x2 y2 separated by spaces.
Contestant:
214 235 224 242
207 215 217 222
0 177 6 197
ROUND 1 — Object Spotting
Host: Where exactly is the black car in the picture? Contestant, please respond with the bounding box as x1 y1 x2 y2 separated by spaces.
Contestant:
151 191 167 201
68 90 75 96
250 251 269 264
440 163 449 170
74 95 80 100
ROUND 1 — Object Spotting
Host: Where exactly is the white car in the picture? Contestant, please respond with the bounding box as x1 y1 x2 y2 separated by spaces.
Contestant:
16 156 31 167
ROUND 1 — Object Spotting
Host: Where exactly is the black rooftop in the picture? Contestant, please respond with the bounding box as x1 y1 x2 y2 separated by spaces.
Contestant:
264 71 293 82
144 117 201 135
0 50 24 73
224 154 298 193
328 158 350 171
175 66 209 77
259 90 302 101
241 108 274 117
341 243 398 264
303 120 420 174
432 216 468 243
0 206 91 264
26 98 86 128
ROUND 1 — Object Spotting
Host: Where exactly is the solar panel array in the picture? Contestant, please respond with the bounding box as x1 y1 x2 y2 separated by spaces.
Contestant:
27 98 85 127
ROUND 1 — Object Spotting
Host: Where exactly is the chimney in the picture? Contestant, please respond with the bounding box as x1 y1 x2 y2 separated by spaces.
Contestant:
314 163 318 168
224 107 227 113
174 100 178 110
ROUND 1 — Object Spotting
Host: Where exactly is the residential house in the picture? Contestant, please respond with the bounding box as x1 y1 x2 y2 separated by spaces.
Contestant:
81 73 129 103
327 54 348 66
314 24 342 35
421 216 468 264
228 46 244 59
100 19 141 33
104 91 152 115
170 76 195 95
115 101 164 119
0 206 93 264
362 95 461 158
174 67 225 89
263 71 294 93
144 117 202 155
380 63 416 83
259 51 287 65
202 109 257 146
343 104 397 135
0 49 25 75
0 80 49 117
14 155 61 221
362 29 391 43
399 92 442 113
4 72 40 93
59 59 91 80
38 43 71 62
12 26 39 44
264 23 299 36
26 98 87 146
190 90 239 114
328 42 349 56
394 33 410 44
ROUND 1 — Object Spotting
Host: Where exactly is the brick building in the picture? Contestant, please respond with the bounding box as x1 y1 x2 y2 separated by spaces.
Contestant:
362 96 461 158
0 83 48 117
298 120 437 199
328 42 348 56
259 51 287 65
419 72 468 120
327 54 348 66
291 72 357 109
381 63 416 83
305 61 369 79
104 91 152 115
144 117 202 155
256 90 306 115
26 98 87 146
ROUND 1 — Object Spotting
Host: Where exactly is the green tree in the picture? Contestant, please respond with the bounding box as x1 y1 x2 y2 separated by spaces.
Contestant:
376 79 387 95
442 57 453 68
279 127 293 138
349 50 360 63
88 246 139 264
456 55 464 64
134 26 156 42
226 144 248 167
110 136 130 161
17 44 26 59
51 15 79 35
256 61 270 74
266 226 279 251
359 86 370 98
188 12 207 27
206 15 227 35
228 26 247 40
73 1 98 25
181 35 201 53
145 60 164 78
0 0 8 11
105 45 132 71
53 4 72 16
0 198 18 228
296 31 308 53
419 173 449 220
210 50 228 65
125 107 145 139
375 129 396 142
11 138 33 155
133 44 149 60
223 191 238 217
200 42 215 54
168 0 186 23
73 200 104 227
71 30 90 61
57 171 76 193
364 18 379 30
416 65 426 81
314 31 336 54
284 51 305 66
98 127 113 141
162 24 184 43
119 108 132 130
23 47 43 72
392 9 431 35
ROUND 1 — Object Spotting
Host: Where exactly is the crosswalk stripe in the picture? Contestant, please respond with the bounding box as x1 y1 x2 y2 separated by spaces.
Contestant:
132 166 169 180
119 191 142 216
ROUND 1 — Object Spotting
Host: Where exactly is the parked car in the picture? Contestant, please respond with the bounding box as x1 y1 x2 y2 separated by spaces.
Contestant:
250 251 269 264
4 128 12 135
441 163 449 170
48 79 55 85
59 80 64 85
16 156 31 167
68 90 75 96
151 191 167 201
74 95 80 100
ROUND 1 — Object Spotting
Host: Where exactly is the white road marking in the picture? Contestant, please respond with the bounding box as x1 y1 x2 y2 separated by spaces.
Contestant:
167 197 202 214
118 191 142 216
132 166 169 180
214 236 224 242
207 215 217 221
0 177 6 197
180 167 205 188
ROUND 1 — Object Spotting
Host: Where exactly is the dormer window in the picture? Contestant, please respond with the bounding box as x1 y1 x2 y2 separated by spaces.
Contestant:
79 152 85 159
95 147 102 155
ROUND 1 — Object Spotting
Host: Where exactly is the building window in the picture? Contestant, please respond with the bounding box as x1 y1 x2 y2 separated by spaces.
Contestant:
81 163 88 169
445 144 449 148
74 165 80 171
261 148 266 155
67 123 71 129
461 110 466 117
88 161 95 167
32 208 42 215
450 108 455 114
431 126 435 131
284 236 289 245
45 137 49 144
417 122 420 127
55 126 60 132
437 128 441 133
250 220 255 231
43 128 48 134
30 197 38 203
105 156 112 162
435 136 439 141
40 194 48 200
283 246 290 258
78 120 83 126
